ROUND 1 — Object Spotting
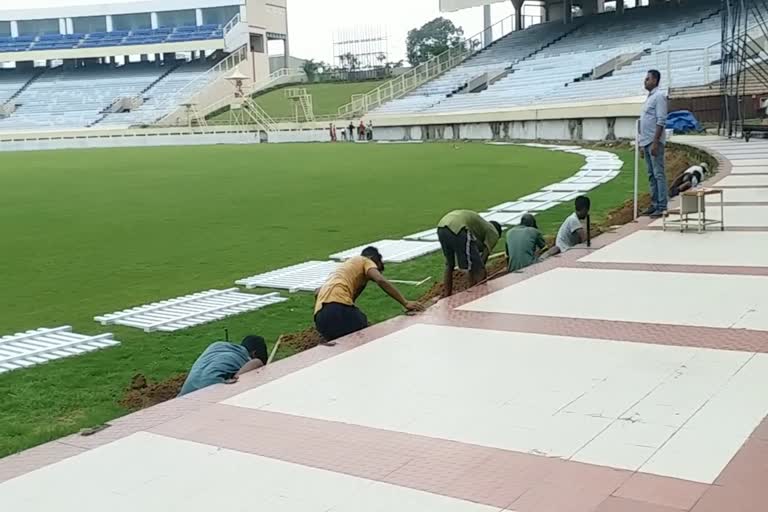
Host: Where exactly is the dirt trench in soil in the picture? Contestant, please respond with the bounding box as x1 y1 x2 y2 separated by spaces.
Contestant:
120 373 188 410
119 147 701 411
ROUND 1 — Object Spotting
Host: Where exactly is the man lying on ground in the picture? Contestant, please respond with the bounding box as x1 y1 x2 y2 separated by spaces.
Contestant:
314 246 424 343
437 210 502 297
669 162 708 198
505 213 547 272
178 335 268 396
546 195 591 256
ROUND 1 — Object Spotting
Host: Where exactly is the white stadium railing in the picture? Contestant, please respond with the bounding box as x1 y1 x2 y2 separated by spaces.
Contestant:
337 14 518 117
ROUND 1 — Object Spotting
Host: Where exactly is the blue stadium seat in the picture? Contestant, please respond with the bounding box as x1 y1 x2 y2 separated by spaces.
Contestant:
87 32 108 39
175 25 198 32
39 33 64 40
15 35 35 42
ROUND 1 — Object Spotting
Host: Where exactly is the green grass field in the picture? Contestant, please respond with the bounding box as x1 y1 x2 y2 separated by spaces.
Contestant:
0 142 634 457
211 80 386 122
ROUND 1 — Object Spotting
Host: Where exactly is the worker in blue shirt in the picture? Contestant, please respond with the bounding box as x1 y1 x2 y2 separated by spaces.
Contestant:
178 335 268 396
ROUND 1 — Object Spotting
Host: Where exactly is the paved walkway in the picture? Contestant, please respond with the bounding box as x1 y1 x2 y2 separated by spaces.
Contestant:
1 136 767 512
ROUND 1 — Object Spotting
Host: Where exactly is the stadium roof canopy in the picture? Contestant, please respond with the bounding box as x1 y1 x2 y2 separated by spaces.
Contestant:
440 0 510 12
0 0 241 21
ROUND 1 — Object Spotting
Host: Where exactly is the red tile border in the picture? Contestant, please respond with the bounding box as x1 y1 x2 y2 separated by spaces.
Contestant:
595 496 688 512
418 310 768 353
148 403 638 511
573 261 768 277
613 473 709 511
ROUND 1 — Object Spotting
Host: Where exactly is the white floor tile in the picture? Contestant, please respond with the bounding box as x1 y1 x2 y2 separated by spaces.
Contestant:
580 230 768 267
706 188 768 203
639 427 750 483
649 204 768 228
572 438 656 471
0 432 501 512
717 175 768 187
729 165 768 174
460 267 768 331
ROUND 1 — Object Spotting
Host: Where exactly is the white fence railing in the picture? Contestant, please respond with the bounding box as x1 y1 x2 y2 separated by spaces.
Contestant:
337 14 519 117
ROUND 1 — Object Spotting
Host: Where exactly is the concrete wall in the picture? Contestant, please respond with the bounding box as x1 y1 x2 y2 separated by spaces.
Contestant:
269 129 327 143
374 117 638 142
0 131 259 152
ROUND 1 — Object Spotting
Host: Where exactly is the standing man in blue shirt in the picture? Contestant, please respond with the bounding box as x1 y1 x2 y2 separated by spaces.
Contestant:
639 69 668 218
178 335 268 396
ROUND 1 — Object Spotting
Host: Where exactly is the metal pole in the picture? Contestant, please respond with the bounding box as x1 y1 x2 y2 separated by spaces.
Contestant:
633 118 640 221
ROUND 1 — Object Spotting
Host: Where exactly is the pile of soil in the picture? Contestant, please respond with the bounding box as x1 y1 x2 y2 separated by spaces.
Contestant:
278 328 326 352
120 373 188 410
418 257 508 303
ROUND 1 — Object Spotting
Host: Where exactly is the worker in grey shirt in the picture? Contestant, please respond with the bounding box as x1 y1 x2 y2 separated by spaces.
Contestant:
639 69 668 218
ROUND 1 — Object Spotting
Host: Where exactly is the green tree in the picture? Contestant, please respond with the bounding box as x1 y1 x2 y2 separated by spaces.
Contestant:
301 59 320 82
406 17 464 67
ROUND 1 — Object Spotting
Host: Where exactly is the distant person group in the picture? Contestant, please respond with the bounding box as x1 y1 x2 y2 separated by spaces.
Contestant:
329 120 373 142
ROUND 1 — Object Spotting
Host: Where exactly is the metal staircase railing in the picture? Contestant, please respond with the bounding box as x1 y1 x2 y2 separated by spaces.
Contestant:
242 98 277 132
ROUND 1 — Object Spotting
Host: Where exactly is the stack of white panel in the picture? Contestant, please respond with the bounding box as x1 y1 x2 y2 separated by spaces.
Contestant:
95 288 286 332
403 228 439 242
330 240 441 263
0 326 120 374
236 261 341 292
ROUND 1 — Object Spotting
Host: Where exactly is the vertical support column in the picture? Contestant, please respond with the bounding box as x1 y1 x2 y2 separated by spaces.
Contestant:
239 5 247 23
564 0 573 23
10 20 19 37
483 4 492 47
106 15 113 32
511 0 525 30
66 18 74 34
59 18 67 34
582 0 604 15
195 8 204 26
283 8 290 71
150 12 159 29
617 0 625 14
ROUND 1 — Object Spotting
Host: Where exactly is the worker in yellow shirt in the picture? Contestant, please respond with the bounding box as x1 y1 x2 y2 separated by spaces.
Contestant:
314 246 424 343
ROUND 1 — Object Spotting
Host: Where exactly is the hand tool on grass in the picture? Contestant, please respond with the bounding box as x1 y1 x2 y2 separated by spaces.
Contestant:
389 276 432 286
80 424 111 436
268 335 284 364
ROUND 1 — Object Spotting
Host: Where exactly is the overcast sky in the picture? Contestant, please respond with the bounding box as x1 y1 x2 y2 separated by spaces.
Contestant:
3 0 520 63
